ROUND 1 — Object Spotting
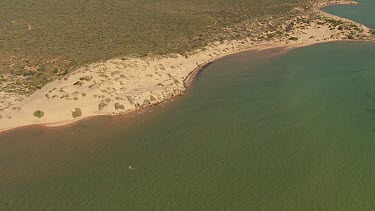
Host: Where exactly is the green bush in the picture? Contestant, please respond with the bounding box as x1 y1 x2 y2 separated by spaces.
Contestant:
33 110 44 118
79 76 92 81
72 108 82 118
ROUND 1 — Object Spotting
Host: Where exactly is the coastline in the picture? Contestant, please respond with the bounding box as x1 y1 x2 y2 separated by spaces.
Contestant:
0 0 373 134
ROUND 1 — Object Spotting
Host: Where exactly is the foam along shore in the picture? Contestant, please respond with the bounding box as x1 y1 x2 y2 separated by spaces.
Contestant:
0 0 373 133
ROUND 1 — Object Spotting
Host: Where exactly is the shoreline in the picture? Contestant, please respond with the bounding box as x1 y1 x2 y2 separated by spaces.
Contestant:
0 1 374 134
1 41 370 134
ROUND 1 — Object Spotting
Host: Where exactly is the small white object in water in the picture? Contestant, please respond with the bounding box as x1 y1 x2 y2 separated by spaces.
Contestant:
129 165 134 170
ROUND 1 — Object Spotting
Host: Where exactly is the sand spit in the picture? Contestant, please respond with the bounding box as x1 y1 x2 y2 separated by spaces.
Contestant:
0 0 373 132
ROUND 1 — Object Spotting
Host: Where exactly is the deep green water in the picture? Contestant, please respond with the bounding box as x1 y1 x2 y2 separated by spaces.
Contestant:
1 4 375 210
322 0 375 28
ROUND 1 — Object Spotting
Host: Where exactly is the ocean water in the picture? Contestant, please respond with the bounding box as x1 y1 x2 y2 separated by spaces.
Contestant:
1 43 375 210
1 4 375 211
322 0 375 28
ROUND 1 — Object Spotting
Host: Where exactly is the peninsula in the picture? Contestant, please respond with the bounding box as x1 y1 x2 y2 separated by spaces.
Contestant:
0 0 374 132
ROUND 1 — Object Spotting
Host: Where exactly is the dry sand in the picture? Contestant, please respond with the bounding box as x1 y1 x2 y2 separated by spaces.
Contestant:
0 0 373 133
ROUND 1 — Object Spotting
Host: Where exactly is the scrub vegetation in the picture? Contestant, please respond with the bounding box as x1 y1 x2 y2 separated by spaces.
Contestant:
33 110 44 118
0 0 373 131
0 0 326 95
72 108 82 118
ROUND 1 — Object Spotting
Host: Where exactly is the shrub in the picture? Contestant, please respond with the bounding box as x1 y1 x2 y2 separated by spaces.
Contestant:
73 81 84 86
72 108 82 118
99 101 108 110
33 110 44 118
115 103 125 110
79 76 92 81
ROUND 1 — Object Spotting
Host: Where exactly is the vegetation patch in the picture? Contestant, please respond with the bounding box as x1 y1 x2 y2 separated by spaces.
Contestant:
73 81 84 86
79 76 92 81
115 103 125 110
99 100 108 110
347 34 354 39
0 0 313 95
33 110 45 118
72 108 82 118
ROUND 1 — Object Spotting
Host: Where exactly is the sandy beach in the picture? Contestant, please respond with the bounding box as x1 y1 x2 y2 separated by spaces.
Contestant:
0 0 373 133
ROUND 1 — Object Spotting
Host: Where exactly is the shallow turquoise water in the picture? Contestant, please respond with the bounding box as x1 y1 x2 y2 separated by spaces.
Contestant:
322 0 375 28
1 42 375 210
